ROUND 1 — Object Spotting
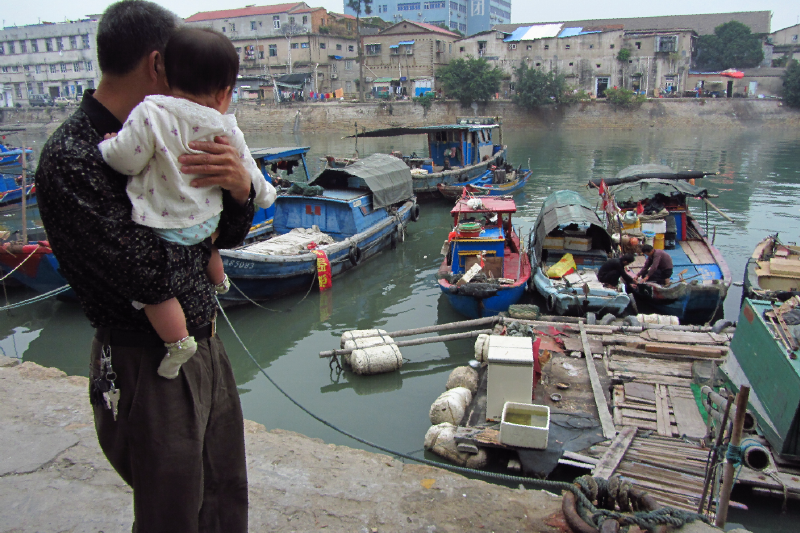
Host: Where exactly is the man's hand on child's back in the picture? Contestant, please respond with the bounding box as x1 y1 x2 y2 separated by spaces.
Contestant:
179 136 250 205
103 132 118 140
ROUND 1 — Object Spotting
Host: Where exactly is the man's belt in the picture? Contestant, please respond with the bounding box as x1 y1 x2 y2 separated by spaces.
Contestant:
95 321 216 348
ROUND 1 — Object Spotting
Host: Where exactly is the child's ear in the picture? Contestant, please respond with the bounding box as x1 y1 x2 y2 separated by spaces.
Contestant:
215 86 232 106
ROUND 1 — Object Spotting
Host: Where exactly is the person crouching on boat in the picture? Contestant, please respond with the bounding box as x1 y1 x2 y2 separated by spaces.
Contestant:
636 244 673 285
597 253 637 289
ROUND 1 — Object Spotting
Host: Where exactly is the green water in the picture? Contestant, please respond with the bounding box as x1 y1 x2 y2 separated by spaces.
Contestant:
2 126 800 531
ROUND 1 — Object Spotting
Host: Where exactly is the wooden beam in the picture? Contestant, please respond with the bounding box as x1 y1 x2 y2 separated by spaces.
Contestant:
655 384 671 436
644 342 727 358
580 322 617 439
593 426 636 479
669 386 708 439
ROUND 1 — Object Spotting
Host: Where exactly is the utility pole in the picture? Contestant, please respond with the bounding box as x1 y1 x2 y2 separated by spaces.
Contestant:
346 0 373 103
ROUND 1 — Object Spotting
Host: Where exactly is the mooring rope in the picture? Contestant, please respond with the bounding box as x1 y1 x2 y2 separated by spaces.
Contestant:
0 245 41 281
0 284 71 311
216 297 708 530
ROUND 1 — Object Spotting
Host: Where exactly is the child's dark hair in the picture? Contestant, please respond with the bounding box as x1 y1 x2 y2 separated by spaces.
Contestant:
165 27 238 96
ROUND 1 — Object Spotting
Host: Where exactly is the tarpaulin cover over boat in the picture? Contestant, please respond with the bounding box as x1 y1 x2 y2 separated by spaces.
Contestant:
533 190 612 257
612 178 709 204
310 153 413 209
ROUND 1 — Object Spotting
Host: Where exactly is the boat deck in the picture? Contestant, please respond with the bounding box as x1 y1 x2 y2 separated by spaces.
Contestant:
629 240 722 282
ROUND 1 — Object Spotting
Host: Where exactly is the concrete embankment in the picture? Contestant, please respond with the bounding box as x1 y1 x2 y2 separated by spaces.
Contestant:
3 98 799 136
0 356 742 532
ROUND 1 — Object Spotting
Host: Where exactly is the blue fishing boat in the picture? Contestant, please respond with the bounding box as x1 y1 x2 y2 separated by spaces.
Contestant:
0 144 34 174
591 165 731 324
437 196 531 318
529 190 631 317
347 117 507 199
436 166 532 200
0 241 69 294
0 174 36 209
219 153 418 302
246 146 311 242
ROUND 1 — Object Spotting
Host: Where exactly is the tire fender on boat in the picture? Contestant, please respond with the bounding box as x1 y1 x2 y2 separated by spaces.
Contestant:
546 293 558 314
348 246 362 266
410 204 420 222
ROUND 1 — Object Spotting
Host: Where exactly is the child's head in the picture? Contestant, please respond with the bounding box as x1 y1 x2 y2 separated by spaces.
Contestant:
165 27 238 112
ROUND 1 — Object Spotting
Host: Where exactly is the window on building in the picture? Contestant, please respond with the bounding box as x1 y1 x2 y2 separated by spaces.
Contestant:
397 3 422 12
526 45 531 50
273 16 280 29
346 81 352 92
596 64 601 68
45 39 53 52
20 41 27 53
50 64 57 73
0 67 8 73
459 23 466 32
69 36 77 49
60 63 67 72
345 59 353 70
74 62 82 72
0 43 4 55
289 17 295 25
222 27 226 33
610 44 615 49
31 40 39 52
15 84 22 98
635 41 641 49
303 16 308 24
11 65 18 72
320 42 326 49
301 42 309 48
565 44 570 49
251 21 257 30
37 82 44 92
366 43 381 55
569 62 573 66
449 43 452 53
35 64 42 74
655 36 677 53
336 44 342 50
423 1 446 8
82 35 90 48
259 50 264 59
86 61 92 71
291 43 299 49
269 44 277 57
544 44 549 50
535 62 541 66
348 45 354 52
8 42 15 54
459 46 465 52
24 65 29 71
57 37 64 50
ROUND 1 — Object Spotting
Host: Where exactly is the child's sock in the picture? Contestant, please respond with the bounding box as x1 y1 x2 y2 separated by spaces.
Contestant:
157 336 198 379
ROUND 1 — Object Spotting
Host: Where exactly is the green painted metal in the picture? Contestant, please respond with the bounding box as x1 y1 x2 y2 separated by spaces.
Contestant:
729 299 800 457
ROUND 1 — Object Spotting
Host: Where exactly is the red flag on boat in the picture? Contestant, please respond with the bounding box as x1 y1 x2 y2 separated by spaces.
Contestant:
312 250 332 291
636 201 644 215
598 179 607 196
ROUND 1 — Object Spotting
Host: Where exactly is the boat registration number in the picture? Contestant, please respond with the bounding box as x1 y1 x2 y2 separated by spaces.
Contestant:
223 260 255 269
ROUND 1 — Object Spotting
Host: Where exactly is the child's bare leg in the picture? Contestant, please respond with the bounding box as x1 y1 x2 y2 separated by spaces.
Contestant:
144 298 197 379
207 246 230 294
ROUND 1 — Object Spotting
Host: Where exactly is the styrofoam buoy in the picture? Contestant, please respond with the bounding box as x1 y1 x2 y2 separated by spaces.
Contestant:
429 387 472 425
350 344 403 375
446 366 479 395
341 329 396 366
424 423 488 468
636 313 679 326
474 334 490 362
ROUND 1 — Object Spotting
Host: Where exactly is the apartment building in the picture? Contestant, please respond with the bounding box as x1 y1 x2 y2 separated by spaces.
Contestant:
0 18 99 107
345 0 511 36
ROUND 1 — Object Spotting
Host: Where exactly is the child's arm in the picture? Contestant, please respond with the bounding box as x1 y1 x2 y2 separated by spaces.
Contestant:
230 131 277 209
98 103 157 176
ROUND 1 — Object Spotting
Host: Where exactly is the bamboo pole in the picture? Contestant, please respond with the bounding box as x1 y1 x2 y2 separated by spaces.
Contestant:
704 198 734 223
698 391 733 514
319 329 492 358
715 386 750 528
336 316 498 341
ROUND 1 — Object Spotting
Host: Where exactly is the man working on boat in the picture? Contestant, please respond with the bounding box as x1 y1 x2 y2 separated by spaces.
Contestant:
636 244 674 285
597 253 637 288
34 1 253 530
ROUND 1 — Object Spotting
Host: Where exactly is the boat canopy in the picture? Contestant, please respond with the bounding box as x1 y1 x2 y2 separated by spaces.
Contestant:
533 190 612 257
347 123 498 139
450 196 516 215
612 178 709 204
310 153 413 209
250 146 310 163
588 164 712 187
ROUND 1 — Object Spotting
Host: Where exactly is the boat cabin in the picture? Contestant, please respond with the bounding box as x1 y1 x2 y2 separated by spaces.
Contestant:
446 197 517 277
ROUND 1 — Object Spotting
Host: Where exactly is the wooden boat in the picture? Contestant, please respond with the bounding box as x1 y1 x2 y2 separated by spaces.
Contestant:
347 117 507 200
0 240 69 294
0 174 36 209
723 298 800 460
0 144 34 174
436 167 531 200
246 146 312 242
594 165 731 324
743 234 800 302
218 153 418 302
437 197 531 318
529 190 631 317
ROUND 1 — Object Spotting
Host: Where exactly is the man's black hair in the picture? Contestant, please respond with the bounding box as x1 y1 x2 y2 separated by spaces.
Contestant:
96 0 178 76
641 244 654 253
620 253 635 264
165 28 239 96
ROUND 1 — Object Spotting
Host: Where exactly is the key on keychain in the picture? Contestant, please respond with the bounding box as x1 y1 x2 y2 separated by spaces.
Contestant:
105 388 120 421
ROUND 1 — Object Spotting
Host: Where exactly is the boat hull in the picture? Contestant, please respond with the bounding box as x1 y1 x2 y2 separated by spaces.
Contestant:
0 242 72 295
437 169 530 200
531 266 630 316
413 148 507 199
438 280 527 318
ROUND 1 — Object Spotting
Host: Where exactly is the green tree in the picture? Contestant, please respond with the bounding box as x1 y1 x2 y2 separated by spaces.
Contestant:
346 0 373 102
511 62 571 109
436 56 503 106
603 87 646 108
695 21 764 71
783 60 800 108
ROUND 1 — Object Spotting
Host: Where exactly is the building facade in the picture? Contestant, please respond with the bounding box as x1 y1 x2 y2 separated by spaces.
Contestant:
362 20 459 97
344 0 511 36
455 24 697 97
771 23 800 64
185 3 360 98
0 19 99 107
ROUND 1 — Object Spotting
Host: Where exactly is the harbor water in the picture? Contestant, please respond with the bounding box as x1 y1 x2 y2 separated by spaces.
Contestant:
2 126 800 531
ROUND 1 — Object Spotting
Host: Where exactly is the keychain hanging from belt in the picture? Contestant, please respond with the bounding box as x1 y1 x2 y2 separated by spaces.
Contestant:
92 345 120 421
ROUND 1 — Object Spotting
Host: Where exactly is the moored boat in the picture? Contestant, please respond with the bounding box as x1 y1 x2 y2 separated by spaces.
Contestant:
437 196 531 318
0 240 69 294
436 166 531 200
529 190 631 316
0 174 36 209
743 234 800 302
347 117 507 200
219 153 418 302
0 144 34 174
593 165 731 324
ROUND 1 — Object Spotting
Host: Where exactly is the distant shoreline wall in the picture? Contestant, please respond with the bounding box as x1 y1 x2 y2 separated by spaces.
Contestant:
3 99 799 134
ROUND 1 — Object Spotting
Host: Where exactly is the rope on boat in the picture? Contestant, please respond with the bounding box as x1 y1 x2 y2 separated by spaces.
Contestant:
0 284 71 311
0 244 41 281
216 296 708 530
228 273 316 312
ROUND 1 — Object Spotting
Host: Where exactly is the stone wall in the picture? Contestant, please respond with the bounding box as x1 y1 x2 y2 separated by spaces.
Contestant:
3 98 800 134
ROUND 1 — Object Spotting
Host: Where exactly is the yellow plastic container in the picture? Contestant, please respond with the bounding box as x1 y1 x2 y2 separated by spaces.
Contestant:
622 220 641 231
654 233 665 250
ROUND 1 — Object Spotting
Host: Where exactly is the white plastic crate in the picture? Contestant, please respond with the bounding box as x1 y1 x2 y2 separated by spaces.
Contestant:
499 402 550 449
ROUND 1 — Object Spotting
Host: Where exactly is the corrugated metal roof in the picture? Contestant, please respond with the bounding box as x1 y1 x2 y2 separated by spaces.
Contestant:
184 2 305 22
558 27 582 38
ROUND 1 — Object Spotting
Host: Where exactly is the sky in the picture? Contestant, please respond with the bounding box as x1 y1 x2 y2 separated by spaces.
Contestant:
3 1 799 33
